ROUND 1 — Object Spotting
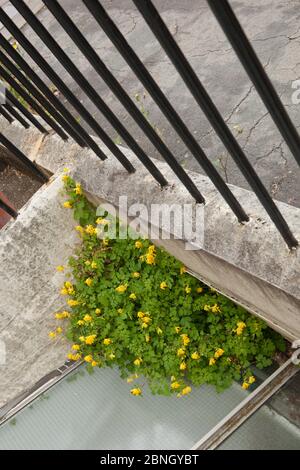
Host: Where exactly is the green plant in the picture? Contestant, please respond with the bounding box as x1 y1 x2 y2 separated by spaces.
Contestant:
51 171 286 397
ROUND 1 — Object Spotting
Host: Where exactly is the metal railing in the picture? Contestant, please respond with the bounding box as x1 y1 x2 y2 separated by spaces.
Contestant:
0 0 298 249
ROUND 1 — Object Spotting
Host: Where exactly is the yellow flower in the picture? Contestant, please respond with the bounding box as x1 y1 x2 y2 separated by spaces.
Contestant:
68 287 75 296
191 352 200 360
160 281 168 290
62 174 69 183
179 362 186 370
79 336 85 342
85 260 91 266
108 353 115 360
74 183 82 195
91 360 98 367
177 348 185 357
85 334 96 345
235 321 246 336
214 348 224 359
171 376 176 382
63 167 70 173
145 334 150 343
115 284 127 293
180 266 186 275
65 281 72 289
84 355 93 363
56 327 63 334
55 311 70 319
196 287 203 293
117 308 123 314
142 316 151 324
209 358 216 366
204 304 211 311
63 201 72 209
67 353 81 361
56 265 64 272
185 286 191 294
242 382 250 390
75 225 84 233
137 311 145 318
83 314 92 322
103 338 112 346
102 238 109 246
171 381 181 390
77 320 85 326
91 261 97 269
132 272 140 278
148 245 156 254
134 358 142 366
156 327 163 335
181 334 190 346
48 331 56 339
95 308 101 315
67 299 79 307
145 253 155 265
96 218 109 225
141 322 148 329
55 313 63 320
135 240 143 249
211 304 221 313
129 293 137 300
72 344 80 351
130 387 142 396
60 288 68 296
175 326 181 333
85 278 93 287
181 386 192 396
248 376 256 384
85 225 97 235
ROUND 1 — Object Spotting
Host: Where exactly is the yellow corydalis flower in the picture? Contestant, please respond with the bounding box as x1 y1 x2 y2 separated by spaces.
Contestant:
196 287 203 293
63 201 72 209
103 338 112 346
145 253 155 265
56 265 64 272
181 334 190 346
171 381 181 390
132 272 140 278
48 331 56 339
181 386 192 396
180 265 186 275
211 304 221 313
55 311 70 319
56 327 63 334
115 284 127 293
95 308 101 315
85 225 97 235
130 387 142 396
72 344 80 351
134 358 142 366
129 293 137 300
214 348 224 359
67 353 81 361
209 358 216 366
156 327 163 335
77 320 84 326
242 382 250 390
137 311 145 318
191 352 200 360
85 334 96 345
145 334 150 343
67 299 79 307
235 321 247 335
83 314 92 322
179 362 186 371
91 261 97 269
84 355 93 363
160 281 168 290
177 348 185 357
74 183 82 195
135 240 143 249
85 278 93 287
75 225 84 234
175 326 181 334
185 286 191 294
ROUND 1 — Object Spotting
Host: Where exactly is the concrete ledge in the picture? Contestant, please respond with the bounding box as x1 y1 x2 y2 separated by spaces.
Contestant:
0 118 299 341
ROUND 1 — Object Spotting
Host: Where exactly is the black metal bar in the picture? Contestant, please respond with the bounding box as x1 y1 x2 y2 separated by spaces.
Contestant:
42 0 205 204
79 0 248 221
0 196 18 218
6 89 47 133
0 33 86 147
9 1 135 173
11 1 166 187
0 8 107 163
0 62 68 140
0 131 48 183
0 105 14 123
11 0 165 184
207 0 300 169
4 100 29 128
132 0 298 248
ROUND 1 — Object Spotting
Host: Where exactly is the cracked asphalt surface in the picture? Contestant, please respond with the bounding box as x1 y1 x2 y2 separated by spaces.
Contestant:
16 0 300 207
